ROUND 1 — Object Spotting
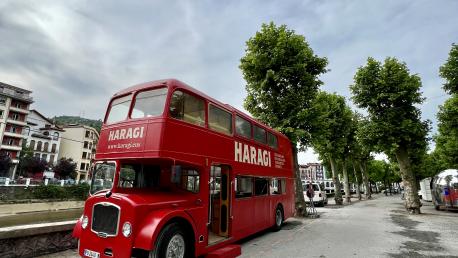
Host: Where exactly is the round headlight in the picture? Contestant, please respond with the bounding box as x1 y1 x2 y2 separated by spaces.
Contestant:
81 215 89 229
122 222 132 237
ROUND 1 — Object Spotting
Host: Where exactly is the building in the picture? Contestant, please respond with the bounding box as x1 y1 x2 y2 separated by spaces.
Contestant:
0 82 33 179
299 162 326 182
24 110 64 166
58 125 99 182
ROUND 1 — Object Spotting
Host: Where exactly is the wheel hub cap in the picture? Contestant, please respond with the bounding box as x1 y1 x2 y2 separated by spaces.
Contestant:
166 234 185 258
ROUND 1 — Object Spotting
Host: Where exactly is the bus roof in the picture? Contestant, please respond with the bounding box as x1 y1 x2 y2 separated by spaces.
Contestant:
110 79 289 141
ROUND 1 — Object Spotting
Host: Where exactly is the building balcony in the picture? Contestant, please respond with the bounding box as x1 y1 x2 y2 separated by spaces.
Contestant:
1 144 22 151
9 106 30 114
6 118 27 126
3 131 26 139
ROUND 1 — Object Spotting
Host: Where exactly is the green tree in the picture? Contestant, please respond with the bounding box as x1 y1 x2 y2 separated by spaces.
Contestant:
19 157 48 177
439 43 458 95
309 92 353 205
53 158 77 179
240 22 328 215
350 57 429 214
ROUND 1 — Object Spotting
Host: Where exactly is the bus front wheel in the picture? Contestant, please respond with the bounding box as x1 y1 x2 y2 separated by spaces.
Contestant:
272 207 283 232
150 223 187 258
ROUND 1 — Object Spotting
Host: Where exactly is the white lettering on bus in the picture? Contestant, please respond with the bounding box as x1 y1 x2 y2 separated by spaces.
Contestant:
234 141 271 167
108 127 145 141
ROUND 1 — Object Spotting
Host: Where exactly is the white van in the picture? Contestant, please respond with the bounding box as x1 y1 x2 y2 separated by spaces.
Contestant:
303 182 328 207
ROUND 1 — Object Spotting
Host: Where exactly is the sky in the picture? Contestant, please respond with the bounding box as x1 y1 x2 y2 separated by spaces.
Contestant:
1 0 457 164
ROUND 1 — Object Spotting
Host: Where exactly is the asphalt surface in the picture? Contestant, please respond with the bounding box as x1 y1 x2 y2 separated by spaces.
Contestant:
41 194 458 258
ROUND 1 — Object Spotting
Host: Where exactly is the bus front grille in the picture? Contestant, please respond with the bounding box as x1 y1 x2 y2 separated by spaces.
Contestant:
92 203 120 237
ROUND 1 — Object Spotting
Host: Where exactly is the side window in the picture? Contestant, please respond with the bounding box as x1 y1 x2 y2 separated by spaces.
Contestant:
270 178 280 195
169 91 205 126
235 176 252 198
235 115 251 139
280 179 286 194
267 132 278 149
254 178 269 196
180 169 199 193
253 125 266 144
208 104 232 135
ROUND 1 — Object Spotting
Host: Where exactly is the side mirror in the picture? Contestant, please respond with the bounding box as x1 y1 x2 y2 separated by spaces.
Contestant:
171 165 182 183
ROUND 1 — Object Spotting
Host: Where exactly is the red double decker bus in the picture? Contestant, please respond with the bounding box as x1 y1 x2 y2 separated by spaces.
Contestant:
73 79 295 258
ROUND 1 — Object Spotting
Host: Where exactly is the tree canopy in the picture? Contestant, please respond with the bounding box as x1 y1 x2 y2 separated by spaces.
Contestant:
53 158 77 179
350 57 429 214
439 43 458 95
240 22 328 145
240 22 328 215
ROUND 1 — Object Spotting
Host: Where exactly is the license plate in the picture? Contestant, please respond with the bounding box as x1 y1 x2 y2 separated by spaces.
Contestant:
84 249 100 258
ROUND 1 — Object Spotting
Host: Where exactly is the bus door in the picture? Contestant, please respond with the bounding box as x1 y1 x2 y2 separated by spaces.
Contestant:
208 165 231 244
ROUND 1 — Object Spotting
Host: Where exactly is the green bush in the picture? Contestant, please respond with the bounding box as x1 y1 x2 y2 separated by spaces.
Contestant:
33 185 67 199
66 184 90 200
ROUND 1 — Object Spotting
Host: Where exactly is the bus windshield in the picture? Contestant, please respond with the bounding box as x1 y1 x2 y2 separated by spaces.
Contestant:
90 162 116 194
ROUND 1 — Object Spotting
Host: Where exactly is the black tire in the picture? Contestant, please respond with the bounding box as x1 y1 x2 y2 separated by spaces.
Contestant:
272 207 283 232
149 223 188 258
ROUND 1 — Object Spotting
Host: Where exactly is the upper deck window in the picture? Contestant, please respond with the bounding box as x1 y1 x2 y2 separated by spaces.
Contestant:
267 132 278 149
209 104 232 135
235 115 251 139
131 88 168 119
106 94 132 124
169 90 205 126
253 125 267 144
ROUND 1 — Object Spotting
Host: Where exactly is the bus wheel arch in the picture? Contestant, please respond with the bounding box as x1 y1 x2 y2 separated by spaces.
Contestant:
149 217 196 258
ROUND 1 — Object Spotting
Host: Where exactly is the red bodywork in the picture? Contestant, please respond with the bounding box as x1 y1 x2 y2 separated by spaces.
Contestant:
74 79 295 257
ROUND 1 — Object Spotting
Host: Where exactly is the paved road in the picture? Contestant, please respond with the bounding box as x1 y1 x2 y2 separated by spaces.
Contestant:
41 194 458 258
240 194 458 258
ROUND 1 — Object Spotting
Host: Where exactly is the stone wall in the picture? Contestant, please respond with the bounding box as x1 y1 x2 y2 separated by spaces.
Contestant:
0 221 77 258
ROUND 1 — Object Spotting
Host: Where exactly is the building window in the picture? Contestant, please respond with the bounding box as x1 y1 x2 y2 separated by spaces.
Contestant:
36 141 42 151
15 102 21 108
85 130 90 138
51 143 56 153
0 110 3 118
30 140 35 150
82 152 87 159
169 90 205 127
80 163 85 170
84 141 89 148
53 132 59 140
34 153 40 158
43 131 49 136
12 113 19 120
41 154 47 161
49 154 55 164
43 142 49 152
0 97 6 106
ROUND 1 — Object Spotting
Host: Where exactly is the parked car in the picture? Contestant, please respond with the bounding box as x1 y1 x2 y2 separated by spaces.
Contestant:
303 182 328 207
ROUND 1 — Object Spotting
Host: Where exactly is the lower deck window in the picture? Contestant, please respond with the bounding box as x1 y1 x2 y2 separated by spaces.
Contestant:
235 177 252 198
118 164 160 188
180 169 200 193
254 178 269 196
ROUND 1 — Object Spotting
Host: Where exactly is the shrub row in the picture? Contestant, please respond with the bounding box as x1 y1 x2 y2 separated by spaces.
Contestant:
0 184 90 201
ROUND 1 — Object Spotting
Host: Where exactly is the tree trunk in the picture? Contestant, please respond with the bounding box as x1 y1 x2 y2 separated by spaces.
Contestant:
330 157 343 205
292 145 307 216
359 162 371 199
395 147 421 214
352 162 362 200
342 160 351 203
